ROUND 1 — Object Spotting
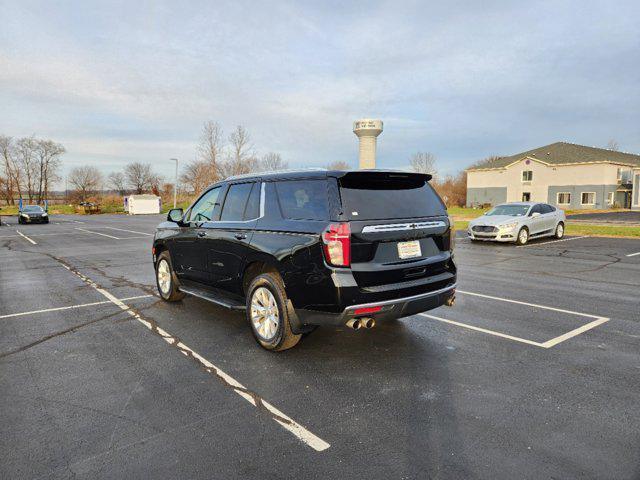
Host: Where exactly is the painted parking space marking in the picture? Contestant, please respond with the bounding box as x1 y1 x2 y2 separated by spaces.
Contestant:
104 227 153 236
516 236 589 248
16 230 37 245
419 289 609 349
52 259 330 452
0 294 153 320
626 251 640 257
76 227 121 239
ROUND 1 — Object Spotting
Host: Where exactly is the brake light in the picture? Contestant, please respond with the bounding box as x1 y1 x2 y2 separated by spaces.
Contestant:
354 306 382 315
322 223 351 267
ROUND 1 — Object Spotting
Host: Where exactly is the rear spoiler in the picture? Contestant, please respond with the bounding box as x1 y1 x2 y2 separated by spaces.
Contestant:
330 170 433 182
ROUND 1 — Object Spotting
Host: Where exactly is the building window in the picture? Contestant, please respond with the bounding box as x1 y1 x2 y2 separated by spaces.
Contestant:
607 192 614 206
522 192 531 201
557 192 571 205
522 171 533 182
581 192 596 205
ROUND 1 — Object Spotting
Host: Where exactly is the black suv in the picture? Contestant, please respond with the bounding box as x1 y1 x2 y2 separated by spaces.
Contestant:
153 170 456 351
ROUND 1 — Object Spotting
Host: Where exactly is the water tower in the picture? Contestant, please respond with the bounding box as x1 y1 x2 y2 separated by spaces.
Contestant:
353 119 383 169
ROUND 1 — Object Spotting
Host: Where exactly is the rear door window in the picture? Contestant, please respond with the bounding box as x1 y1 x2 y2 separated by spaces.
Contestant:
243 183 261 220
275 180 329 220
338 173 445 220
221 183 253 221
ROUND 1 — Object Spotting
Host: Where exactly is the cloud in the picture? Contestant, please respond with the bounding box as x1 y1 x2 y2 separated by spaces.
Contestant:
1 0 639 185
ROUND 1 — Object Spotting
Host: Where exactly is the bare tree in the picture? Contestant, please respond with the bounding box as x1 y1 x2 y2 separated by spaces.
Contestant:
35 139 64 203
327 160 351 170
410 152 437 177
260 152 288 172
69 166 103 201
606 139 619 151
0 135 21 205
180 159 216 195
108 171 127 195
15 137 40 202
218 125 258 178
198 121 224 181
124 162 157 194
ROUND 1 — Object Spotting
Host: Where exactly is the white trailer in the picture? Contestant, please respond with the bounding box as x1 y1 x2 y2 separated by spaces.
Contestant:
125 194 161 215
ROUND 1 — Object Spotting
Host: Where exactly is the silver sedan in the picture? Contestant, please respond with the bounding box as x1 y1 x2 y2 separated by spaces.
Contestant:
467 202 566 245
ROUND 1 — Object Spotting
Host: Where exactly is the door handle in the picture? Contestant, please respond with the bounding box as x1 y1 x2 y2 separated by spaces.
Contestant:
197 231 207 238
234 233 247 240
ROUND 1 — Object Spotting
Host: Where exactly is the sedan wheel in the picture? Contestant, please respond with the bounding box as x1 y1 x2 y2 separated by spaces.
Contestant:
250 287 280 341
516 227 529 245
555 222 564 239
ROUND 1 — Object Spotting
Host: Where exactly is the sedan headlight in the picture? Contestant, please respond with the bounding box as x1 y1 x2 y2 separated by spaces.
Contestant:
499 221 518 229
42 212 48 216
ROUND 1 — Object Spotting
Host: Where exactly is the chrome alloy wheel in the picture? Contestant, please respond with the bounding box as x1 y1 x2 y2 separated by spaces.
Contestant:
556 223 564 238
518 228 528 244
157 259 171 295
250 287 280 340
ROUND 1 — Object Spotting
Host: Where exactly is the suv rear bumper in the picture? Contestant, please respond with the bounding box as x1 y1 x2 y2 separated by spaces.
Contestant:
294 283 456 328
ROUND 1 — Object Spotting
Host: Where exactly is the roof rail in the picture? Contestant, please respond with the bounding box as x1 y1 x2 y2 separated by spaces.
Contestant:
225 168 327 181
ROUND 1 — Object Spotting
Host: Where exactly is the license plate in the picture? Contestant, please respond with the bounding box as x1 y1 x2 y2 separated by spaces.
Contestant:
397 240 421 259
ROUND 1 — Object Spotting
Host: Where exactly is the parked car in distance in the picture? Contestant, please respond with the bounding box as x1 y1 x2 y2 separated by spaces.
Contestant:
18 205 49 224
152 169 457 351
467 202 566 245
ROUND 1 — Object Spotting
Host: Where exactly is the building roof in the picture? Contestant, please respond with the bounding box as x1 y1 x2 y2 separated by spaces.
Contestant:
468 142 640 171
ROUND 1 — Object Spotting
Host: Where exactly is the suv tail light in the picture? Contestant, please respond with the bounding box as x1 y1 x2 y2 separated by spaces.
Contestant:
322 223 351 267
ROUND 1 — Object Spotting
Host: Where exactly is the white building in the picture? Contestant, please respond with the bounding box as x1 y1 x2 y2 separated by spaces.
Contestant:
466 142 640 210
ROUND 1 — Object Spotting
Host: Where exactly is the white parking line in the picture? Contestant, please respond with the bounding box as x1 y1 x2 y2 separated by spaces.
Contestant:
419 289 609 348
0 295 153 319
16 230 37 245
420 313 545 347
540 317 610 348
58 262 330 452
104 227 153 236
76 228 121 239
516 235 589 248
626 251 640 257
457 290 602 319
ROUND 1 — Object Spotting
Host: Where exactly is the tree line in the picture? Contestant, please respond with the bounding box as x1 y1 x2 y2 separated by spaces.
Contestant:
0 135 65 205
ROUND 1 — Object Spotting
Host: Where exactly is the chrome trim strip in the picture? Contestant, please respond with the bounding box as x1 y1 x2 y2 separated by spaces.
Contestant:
259 182 265 218
361 221 447 233
342 283 457 313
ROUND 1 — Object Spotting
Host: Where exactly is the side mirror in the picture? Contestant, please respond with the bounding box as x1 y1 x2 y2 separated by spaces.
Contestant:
167 208 184 223
531 212 541 217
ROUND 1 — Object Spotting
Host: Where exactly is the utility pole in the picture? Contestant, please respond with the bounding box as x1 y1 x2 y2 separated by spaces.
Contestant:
170 158 178 208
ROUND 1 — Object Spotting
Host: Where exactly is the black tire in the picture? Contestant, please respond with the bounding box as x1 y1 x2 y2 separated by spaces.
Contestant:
155 251 185 302
555 222 564 239
246 272 301 351
18 217 23 225
516 227 529 245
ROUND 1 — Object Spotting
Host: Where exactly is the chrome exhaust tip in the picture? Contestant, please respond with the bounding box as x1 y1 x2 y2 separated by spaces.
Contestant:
346 318 362 330
445 295 456 307
360 317 376 329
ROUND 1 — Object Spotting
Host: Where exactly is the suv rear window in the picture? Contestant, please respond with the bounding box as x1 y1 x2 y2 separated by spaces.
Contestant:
338 173 445 220
275 180 329 220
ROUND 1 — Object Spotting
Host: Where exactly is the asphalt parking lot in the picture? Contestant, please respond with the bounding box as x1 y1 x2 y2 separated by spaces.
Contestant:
1 214 639 479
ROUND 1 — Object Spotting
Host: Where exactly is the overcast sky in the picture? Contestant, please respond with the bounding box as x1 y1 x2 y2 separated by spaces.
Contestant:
1 0 639 185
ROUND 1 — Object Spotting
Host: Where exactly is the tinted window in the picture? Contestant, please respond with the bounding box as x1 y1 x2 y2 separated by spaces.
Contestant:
188 187 220 222
275 180 328 220
244 183 261 220
339 173 444 220
486 204 529 216
529 204 542 215
23 206 43 213
221 183 253 221
541 204 554 214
